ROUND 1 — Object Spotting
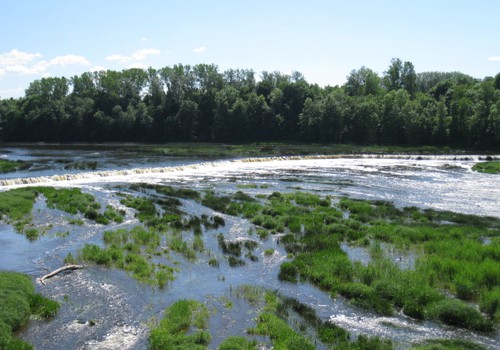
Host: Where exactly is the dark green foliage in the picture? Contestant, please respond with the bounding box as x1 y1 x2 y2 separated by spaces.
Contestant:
227 256 245 267
217 234 242 256
1 59 500 148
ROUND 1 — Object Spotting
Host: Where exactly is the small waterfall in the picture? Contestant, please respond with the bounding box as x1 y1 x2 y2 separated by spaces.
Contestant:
0 154 493 187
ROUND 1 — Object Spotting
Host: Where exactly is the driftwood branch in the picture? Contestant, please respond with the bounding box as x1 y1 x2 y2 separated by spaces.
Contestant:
39 264 83 285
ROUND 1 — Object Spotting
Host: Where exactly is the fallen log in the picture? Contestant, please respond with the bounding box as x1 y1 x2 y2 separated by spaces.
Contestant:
39 264 83 285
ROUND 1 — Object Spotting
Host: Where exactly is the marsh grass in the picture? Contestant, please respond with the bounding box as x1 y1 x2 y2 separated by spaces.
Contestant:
81 226 175 286
207 189 499 331
0 187 115 238
149 299 210 350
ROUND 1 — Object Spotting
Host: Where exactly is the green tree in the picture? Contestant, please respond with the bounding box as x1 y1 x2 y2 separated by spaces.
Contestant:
344 66 382 96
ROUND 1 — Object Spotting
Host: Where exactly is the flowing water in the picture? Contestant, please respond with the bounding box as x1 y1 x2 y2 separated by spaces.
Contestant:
1 146 499 349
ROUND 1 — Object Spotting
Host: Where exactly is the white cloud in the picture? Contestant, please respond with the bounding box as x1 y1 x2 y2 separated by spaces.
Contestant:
131 49 160 60
49 54 90 67
127 62 148 70
0 49 42 65
0 50 91 78
105 54 133 63
106 49 160 63
3 62 47 75
193 46 206 53
141 37 151 42
488 56 500 61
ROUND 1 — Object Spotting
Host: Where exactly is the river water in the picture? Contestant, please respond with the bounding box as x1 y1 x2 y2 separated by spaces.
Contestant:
0 146 499 349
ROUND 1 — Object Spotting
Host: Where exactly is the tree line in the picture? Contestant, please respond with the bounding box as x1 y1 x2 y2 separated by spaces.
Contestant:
1 58 499 148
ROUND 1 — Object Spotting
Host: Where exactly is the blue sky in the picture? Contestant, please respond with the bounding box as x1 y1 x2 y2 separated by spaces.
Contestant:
1 0 499 98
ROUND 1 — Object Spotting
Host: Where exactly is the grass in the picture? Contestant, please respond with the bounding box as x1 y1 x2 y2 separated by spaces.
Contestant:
80 226 175 287
218 336 258 350
0 159 31 173
472 161 500 174
0 271 59 349
0 187 119 238
149 299 210 350
204 188 499 332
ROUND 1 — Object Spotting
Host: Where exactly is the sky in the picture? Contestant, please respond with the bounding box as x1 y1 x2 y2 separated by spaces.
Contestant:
1 0 499 98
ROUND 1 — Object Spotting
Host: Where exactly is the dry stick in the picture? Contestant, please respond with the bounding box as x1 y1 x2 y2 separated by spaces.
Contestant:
39 264 83 285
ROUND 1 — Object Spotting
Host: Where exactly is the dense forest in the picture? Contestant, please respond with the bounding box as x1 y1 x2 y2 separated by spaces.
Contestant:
1 58 499 148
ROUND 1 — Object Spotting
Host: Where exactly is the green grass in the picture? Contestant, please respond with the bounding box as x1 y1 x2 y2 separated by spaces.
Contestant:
472 161 500 174
0 271 59 349
80 226 175 286
204 189 499 332
0 187 110 238
218 336 258 350
149 299 210 350
0 159 31 173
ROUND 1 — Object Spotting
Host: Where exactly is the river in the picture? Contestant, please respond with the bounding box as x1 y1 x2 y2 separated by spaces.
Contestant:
0 146 499 349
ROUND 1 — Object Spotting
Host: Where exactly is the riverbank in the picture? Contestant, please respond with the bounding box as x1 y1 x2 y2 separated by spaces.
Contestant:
1 142 499 159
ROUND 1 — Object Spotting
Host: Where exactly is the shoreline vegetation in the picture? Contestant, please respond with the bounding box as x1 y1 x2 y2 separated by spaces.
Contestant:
0 271 59 350
1 142 499 158
1 181 498 349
